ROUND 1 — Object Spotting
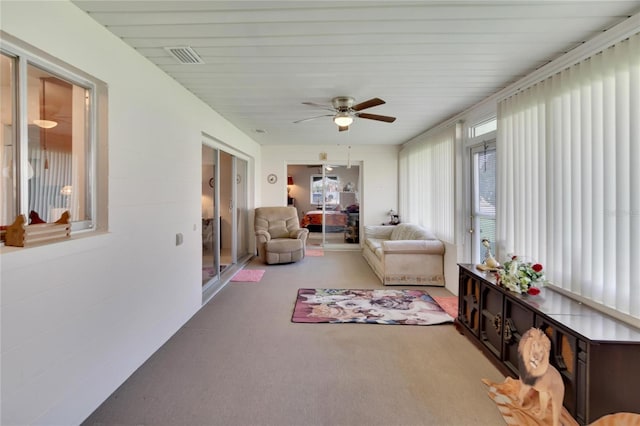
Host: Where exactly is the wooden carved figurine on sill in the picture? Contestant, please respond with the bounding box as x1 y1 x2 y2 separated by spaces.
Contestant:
517 328 565 426
5 211 71 247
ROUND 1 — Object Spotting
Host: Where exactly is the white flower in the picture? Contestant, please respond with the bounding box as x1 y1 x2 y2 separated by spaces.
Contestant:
496 255 545 294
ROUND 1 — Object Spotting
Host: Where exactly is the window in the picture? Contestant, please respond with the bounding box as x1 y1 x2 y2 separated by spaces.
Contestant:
399 125 456 243
310 174 339 208
497 32 640 323
470 118 497 138
471 143 496 264
1 34 107 241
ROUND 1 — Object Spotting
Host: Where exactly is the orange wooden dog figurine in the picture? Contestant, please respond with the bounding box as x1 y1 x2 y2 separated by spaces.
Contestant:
517 328 565 426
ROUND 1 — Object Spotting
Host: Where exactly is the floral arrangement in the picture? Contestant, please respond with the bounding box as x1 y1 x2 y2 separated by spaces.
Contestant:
496 255 545 295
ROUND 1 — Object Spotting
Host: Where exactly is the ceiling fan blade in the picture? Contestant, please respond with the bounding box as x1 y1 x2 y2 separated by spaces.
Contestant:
338 125 349 132
352 97 385 111
302 101 336 112
357 112 396 123
293 114 333 124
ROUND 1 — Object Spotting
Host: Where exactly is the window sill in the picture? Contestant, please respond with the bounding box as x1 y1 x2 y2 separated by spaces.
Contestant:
0 231 113 269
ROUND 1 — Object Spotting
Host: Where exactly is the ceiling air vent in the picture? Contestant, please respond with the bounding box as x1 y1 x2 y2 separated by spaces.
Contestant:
164 46 204 64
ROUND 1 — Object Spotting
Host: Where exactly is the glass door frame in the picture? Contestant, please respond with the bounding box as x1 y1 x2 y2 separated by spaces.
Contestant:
469 140 497 264
234 157 250 262
202 145 221 290
313 168 338 246
202 135 253 304
288 161 362 250
321 163 362 250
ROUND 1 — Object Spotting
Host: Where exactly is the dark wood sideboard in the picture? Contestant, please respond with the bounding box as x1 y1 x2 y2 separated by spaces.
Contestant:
457 264 640 425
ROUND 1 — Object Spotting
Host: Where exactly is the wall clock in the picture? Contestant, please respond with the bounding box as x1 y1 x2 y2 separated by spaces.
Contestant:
267 173 278 184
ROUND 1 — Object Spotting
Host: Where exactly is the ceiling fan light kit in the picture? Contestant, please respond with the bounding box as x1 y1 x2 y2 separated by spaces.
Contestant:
33 119 58 129
333 112 353 127
297 96 396 132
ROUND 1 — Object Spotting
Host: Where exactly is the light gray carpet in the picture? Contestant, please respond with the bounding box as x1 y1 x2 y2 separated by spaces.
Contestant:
83 251 506 426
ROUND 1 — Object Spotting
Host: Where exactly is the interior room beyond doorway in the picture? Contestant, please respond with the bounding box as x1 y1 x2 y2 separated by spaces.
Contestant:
287 163 361 250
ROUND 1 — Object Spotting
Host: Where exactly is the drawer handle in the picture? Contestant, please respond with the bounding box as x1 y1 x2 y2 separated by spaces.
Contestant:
503 319 514 344
492 313 502 334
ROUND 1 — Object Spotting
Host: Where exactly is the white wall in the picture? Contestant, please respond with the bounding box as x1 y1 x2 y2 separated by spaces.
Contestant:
0 2 261 425
261 144 400 228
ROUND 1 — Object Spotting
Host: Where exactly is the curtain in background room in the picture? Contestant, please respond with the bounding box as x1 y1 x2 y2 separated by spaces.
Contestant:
28 147 74 223
399 125 456 243
497 32 640 321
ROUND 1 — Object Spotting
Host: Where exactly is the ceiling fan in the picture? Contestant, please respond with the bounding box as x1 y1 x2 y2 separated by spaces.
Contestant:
294 96 396 132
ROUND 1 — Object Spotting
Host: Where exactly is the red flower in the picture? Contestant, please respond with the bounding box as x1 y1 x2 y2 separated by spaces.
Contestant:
532 264 543 272
527 287 541 296
512 255 518 260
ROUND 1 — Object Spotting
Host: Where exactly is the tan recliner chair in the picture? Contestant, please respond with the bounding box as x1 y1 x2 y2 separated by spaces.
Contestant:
255 206 309 264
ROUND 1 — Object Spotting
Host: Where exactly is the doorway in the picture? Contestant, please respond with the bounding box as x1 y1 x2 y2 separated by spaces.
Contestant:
470 141 497 264
287 163 361 250
201 143 251 301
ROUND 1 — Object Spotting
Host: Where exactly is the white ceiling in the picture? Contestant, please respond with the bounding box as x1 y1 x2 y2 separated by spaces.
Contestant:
72 1 640 146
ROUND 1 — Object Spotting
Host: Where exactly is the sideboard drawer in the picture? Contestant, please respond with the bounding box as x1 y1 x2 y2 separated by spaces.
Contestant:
502 298 535 377
479 283 503 359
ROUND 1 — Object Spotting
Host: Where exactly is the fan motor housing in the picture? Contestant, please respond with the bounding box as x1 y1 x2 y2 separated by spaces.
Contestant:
332 96 355 111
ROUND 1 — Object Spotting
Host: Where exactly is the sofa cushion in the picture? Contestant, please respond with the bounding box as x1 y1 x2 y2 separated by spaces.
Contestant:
390 223 436 241
382 239 445 254
364 225 394 240
364 238 383 252
374 246 384 261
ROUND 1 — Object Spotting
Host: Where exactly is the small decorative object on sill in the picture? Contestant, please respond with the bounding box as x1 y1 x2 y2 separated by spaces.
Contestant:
481 238 500 269
29 210 46 224
5 211 71 247
388 209 400 225
495 255 545 295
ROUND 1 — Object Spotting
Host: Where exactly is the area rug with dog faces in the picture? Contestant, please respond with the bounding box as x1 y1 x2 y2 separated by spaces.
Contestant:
291 288 454 325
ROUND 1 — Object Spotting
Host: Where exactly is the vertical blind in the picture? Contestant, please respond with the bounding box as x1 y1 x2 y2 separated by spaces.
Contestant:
497 32 640 320
399 125 455 243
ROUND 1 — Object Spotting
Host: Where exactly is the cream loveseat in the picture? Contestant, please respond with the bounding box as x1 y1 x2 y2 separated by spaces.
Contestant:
362 223 445 286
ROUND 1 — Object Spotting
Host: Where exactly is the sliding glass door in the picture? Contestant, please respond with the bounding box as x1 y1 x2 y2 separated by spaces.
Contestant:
288 163 361 250
235 158 249 261
201 144 250 298
202 145 220 285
